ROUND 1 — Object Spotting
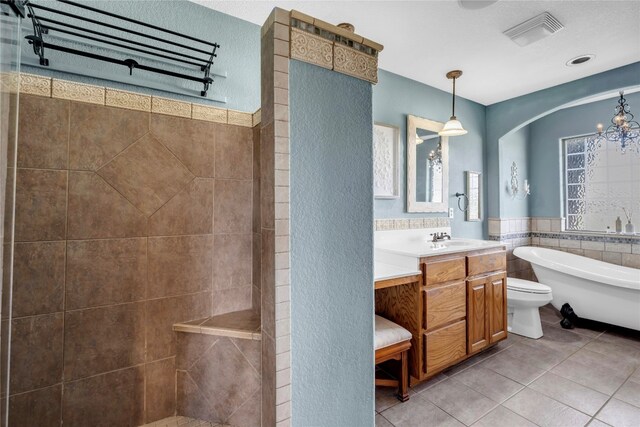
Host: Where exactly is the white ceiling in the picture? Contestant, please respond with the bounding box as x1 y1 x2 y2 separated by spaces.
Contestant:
191 0 640 106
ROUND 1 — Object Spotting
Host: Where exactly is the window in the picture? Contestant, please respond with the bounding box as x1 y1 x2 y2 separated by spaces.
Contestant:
563 134 640 232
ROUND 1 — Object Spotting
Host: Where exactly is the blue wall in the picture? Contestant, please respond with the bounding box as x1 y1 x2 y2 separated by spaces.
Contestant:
20 0 260 112
486 62 640 219
528 91 640 218
499 126 530 218
290 61 374 425
373 70 486 239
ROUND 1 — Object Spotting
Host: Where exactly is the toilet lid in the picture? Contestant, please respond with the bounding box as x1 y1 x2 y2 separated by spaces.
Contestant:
507 278 551 294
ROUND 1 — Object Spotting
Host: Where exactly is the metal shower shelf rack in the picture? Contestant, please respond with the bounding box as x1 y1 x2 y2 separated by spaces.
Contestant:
24 0 220 96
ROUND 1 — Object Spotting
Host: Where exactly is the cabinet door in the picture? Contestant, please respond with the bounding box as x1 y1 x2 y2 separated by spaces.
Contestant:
467 277 489 354
489 273 508 343
424 319 466 374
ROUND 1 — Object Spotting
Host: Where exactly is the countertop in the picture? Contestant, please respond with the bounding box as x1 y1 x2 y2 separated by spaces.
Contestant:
374 261 421 282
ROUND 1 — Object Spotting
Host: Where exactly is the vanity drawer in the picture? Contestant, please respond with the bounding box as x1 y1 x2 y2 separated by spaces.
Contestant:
467 251 506 277
423 319 466 374
424 257 466 285
423 281 466 330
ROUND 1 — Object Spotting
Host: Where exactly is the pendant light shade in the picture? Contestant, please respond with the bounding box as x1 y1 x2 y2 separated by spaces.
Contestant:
440 117 468 136
439 70 468 137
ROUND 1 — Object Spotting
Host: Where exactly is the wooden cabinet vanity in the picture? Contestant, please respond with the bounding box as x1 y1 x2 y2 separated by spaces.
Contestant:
375 247 507 384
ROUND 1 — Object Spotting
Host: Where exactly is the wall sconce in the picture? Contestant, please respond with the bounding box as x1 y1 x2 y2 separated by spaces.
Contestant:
510 161 530 199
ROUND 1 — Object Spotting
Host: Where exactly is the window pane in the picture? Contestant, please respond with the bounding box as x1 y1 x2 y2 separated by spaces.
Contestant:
567 154 585 169
567 169 585 184
563 134 640 232
566 139 585 154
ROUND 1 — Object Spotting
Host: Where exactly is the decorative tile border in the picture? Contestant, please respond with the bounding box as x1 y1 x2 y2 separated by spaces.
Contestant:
290 27 333 70
289 10 383 83
52 79 105 104
334 44 378 83
191 103 226 123
151 96 191 118
18 73 260 127
105 88 151 112
19 73 51 96
374 217 451 231
228 109 254 127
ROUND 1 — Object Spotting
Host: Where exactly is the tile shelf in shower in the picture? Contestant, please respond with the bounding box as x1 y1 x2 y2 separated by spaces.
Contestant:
172 309 261 340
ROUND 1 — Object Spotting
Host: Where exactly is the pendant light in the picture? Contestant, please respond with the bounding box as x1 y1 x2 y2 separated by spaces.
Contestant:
439 70 468 136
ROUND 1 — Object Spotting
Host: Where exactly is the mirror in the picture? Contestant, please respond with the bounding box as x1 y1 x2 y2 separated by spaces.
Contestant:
466 171 482 221
407 115 449 212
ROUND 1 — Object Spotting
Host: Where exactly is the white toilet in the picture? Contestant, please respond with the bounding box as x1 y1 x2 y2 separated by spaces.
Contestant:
507 278 553 339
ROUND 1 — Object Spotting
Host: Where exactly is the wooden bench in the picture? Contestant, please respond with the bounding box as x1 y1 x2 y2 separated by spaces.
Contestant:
375 315 412 402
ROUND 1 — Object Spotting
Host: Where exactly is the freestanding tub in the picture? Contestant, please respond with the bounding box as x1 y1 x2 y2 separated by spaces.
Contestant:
513 246 640 331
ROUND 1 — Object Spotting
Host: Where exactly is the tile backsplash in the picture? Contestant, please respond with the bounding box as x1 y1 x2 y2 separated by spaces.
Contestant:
488 217 640 271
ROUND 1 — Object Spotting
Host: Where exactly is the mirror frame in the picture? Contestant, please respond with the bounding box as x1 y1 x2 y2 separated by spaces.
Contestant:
465 171 482 221
406 115 449 213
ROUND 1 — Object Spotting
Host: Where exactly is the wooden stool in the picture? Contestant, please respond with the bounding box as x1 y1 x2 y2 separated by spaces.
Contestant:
375 315 412 402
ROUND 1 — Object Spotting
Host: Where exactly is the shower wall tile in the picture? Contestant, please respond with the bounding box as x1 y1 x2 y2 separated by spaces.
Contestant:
67 171 147 239
17 95 69 169
62 366 145 427
214 179 253 234
177 371 216 422
177 334 261 425
14 169 67 242
189 337 260 420
97 134 195 216
11 241 65 317
63 302 145 380
69 102 149 171
176 333 218 371
260 122 275 229
145 291 211 362
215 124 253 179
8 383 61 427
211 286 252 316
65 238 147 310
10 313 64 394
148 178 213 236
145 357 177 424
213 233 252 290
150 114 216 178
10 94 261 424
147 235 213 299
227 388 261 427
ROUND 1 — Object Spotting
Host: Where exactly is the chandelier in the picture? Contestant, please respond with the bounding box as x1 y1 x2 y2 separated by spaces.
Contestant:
595 91 639 153
428 140 443 169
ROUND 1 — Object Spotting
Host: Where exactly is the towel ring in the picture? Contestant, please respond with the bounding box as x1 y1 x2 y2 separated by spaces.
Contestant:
455 192 468 212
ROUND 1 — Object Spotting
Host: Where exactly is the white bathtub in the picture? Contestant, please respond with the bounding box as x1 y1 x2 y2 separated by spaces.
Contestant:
513 246 640 331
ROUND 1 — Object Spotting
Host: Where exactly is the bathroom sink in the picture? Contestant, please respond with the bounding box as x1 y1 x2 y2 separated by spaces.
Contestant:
375 230 504 258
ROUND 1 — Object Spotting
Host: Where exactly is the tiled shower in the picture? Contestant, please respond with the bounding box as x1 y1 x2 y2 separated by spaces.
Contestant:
0 91 263 426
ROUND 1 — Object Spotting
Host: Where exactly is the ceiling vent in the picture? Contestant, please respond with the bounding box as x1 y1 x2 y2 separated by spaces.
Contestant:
503 12 564 47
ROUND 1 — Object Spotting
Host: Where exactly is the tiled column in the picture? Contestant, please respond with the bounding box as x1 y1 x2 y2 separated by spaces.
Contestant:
261 8 291 427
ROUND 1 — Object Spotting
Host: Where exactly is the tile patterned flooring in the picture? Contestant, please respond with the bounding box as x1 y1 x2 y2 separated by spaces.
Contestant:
376 304 640 427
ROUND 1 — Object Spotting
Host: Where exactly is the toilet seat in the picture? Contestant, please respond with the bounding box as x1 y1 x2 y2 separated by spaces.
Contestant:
507 278 551 295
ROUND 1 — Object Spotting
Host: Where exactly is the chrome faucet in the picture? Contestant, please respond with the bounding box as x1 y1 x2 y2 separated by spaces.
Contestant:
430 232 451 242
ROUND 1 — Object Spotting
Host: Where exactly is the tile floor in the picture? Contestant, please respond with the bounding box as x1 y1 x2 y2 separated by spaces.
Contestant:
376 304 640 427
141 416 227 427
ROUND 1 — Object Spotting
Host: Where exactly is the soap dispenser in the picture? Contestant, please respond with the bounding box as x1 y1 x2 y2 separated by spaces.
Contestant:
615 216 622 233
